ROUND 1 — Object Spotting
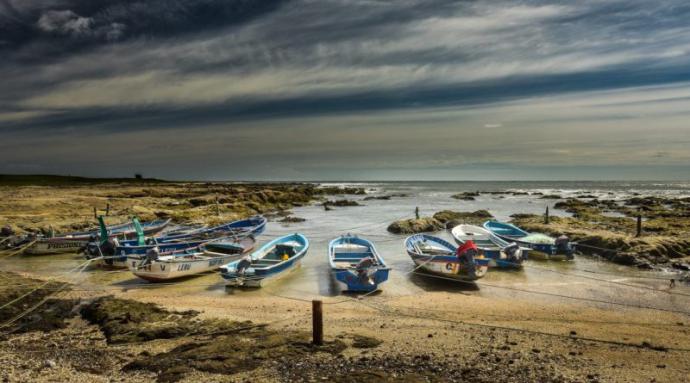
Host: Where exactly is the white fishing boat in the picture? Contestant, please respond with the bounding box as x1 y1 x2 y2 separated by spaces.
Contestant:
127 236 255 282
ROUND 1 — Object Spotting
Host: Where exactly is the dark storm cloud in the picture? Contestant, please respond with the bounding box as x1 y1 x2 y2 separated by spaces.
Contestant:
0 0 288 61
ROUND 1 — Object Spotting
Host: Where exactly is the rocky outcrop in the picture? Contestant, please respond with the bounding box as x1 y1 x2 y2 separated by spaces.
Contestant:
432 210 493 228
451 192 480 200
511 214 690 269
387 217 444 234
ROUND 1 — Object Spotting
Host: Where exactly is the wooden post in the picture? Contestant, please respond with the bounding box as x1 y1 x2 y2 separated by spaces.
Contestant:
636 214 642 237
93 207 97 219
415 207 420 220
545 206 550 224
312 300 323 345
105 203 110 216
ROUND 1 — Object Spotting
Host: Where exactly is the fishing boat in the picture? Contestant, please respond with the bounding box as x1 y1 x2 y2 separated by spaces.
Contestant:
405 234 489 281
84 216 266 267
220 233 309 287
127 236 256 282
22 218 171 255
451 224 525 269
328 234 390 292
482 221 574 260
113 215 266 247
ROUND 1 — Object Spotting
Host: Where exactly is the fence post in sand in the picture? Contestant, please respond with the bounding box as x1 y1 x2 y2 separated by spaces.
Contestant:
636 214 642 237
545 206 550 224
105 203 110 216
93 207 97 219
312 300 323 345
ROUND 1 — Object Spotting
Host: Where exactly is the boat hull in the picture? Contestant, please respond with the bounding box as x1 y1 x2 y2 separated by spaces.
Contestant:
332 268 390 292
409 252 487 281
24 239 87 255
129 253 241 281
229 260 303 287
24 219 170 255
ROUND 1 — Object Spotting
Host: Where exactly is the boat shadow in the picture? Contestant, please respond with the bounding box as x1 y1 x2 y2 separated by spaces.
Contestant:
407 270 480 293
110 271 225 291
340 289 384 298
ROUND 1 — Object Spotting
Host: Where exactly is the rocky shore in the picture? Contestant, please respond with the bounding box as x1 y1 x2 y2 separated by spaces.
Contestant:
513 195 690 270
0 178 364 237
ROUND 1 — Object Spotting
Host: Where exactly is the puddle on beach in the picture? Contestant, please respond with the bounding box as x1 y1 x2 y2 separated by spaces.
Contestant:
2 181 689 314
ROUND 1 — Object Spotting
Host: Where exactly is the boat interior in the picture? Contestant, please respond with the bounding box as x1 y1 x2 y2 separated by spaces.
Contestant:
332 243 377 269
413 240 453 256
251 241 302 269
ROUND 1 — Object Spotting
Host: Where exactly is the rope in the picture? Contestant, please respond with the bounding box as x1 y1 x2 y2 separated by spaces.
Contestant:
352 299 690 352
404 269 690 315
0 240 37 258
0 258 92 312
0 259 93 332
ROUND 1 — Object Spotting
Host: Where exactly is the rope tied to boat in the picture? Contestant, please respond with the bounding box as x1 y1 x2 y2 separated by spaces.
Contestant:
0 239 37 258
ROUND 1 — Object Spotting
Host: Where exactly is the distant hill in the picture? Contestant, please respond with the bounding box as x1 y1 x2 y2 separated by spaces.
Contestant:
0 174 170 186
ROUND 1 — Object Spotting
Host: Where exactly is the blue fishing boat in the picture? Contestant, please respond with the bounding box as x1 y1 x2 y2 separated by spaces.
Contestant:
328 234 390 292
85 216 266 267
451 224 526 269
482 221 574 261
405 234 489 281
220 233 309 287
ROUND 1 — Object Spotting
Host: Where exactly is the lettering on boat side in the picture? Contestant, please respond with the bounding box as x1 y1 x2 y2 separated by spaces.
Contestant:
46 241 82 249
177 263 191 271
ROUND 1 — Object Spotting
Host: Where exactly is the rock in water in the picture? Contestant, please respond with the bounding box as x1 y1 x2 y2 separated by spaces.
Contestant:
387 218 444 234
432 210 494 228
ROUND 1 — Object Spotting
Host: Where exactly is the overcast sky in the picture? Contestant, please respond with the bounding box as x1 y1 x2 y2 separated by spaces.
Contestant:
1 0 690 180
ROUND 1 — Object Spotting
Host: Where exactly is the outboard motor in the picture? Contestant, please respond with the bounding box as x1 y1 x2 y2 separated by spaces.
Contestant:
84 236 118 262
101 238 119 265
355 257 376 286
140 246 160 267
503 243 523 265
236 257 252 275
456 241 478 273
555 235 574 259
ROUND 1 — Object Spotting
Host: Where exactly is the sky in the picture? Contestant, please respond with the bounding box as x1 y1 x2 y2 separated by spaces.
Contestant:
1 0 690 181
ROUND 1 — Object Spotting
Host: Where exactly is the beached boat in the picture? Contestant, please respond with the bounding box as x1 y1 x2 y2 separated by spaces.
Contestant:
220 234 309 287
482 221 574 260
328 234 390 292
127 236 256 282
451 224 525 269
405 234 489 281
23 218 171 255
85 216 266 267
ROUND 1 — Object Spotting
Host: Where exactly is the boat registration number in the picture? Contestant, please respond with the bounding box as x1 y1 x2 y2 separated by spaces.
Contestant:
208 258 223 267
